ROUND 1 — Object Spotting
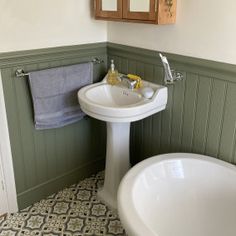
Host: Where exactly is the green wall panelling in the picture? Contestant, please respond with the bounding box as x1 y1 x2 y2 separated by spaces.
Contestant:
169 72 186 153
2 41 236 209
0 43 107 209
108 42 236 166
180 73 198 153
218 83 236 163
191 76 212 153
204 79 227 157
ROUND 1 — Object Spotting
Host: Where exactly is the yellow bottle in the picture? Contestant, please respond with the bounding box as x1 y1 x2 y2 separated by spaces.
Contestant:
107 59 119 85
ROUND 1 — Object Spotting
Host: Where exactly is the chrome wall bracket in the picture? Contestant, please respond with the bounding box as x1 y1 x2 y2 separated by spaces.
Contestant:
91 57 104 64
15 69 29 78
164 69 184 85
159 53 184 85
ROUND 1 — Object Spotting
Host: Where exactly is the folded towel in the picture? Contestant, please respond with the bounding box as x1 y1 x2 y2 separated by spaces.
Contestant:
29 62 93 130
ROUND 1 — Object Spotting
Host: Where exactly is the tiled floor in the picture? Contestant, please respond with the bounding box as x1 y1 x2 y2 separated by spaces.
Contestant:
0 172 127 236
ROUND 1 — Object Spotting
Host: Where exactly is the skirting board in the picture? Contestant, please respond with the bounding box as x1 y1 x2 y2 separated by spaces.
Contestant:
17 157 105 209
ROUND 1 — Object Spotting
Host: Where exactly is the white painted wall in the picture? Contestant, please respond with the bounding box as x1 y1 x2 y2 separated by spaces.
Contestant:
108 0 236 65
2 0 235 63
0 0 107 52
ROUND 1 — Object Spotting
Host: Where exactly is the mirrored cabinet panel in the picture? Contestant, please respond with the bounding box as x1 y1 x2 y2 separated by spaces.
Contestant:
123 0 156 21
102 0 117 11
94 0 177 24
95 0 122 19
129 0 150 12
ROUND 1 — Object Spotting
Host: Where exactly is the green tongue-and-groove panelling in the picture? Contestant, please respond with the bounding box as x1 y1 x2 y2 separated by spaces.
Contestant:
107 43 236 165
0 43 107 209
1 42 236 209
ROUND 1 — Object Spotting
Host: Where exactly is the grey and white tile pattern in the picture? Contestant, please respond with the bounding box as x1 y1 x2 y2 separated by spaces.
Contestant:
0 172 126 236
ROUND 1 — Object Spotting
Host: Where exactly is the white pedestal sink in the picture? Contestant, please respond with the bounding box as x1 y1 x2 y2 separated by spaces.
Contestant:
78 76 167 209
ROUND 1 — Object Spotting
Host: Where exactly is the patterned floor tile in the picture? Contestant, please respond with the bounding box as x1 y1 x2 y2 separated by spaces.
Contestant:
0 172 127 236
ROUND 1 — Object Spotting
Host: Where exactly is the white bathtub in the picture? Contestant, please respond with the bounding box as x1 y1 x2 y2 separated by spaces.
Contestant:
118 153 236 236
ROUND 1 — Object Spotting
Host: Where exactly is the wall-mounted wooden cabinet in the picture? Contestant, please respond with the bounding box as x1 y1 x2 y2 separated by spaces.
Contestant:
94 0 176 24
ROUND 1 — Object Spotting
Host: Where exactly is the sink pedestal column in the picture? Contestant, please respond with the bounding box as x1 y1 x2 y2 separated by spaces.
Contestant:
98 122 131 209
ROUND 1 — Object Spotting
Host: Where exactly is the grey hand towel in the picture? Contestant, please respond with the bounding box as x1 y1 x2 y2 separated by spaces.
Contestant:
29 62 93 130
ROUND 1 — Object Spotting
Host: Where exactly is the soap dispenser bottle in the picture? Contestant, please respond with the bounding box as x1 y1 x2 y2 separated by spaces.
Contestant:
107 59 119 85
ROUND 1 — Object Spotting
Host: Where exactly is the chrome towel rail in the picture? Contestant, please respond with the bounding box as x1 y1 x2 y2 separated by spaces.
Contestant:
15 57 104 78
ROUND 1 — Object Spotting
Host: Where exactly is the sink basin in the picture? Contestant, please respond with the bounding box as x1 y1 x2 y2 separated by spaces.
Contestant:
85 84 143 106
77 76 167 209
118 153 236 236
78 77 167 122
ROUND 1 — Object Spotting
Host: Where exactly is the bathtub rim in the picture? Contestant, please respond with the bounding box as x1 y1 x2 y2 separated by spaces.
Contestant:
117 152 236 236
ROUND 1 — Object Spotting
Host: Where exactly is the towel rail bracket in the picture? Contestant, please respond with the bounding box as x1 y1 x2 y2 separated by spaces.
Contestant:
15 57 104 78
15 69 29 78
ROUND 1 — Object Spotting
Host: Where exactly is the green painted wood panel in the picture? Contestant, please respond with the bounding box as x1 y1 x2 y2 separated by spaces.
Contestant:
108 43 236 166
2 41 236 209
1 69 27 193
204 80 227 157
218 83 236 163
169 73 186 152
181 73 198 152
191 76 212 154
0 43 107 209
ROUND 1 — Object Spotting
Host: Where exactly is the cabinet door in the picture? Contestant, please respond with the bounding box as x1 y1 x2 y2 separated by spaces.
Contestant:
95 0 123 19
123 0 156 21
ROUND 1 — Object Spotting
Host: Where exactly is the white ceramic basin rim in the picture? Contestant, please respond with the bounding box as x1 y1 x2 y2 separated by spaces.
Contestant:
85 83 144 107
78 78 167 122
118 153 236 236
